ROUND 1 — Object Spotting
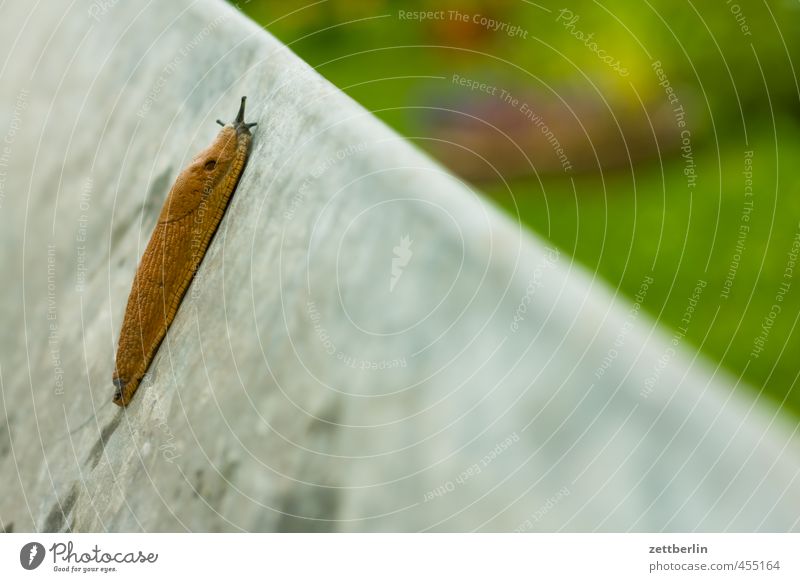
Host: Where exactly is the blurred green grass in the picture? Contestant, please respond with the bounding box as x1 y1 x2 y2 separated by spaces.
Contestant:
485 124 800 416
235 0 800 416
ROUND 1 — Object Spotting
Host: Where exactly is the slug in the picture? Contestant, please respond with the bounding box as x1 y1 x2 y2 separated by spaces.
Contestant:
112 96 257 406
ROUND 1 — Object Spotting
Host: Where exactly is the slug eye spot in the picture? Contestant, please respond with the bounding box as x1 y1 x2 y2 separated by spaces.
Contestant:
204 159 217 171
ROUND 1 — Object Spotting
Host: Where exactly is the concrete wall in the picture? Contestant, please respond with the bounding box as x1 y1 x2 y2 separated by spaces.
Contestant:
0 0 797 532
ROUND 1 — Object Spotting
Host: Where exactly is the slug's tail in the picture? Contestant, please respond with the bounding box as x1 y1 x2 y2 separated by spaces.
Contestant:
112 376 137 407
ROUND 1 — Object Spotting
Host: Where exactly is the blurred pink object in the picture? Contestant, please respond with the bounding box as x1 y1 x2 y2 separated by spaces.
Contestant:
419 84 687 181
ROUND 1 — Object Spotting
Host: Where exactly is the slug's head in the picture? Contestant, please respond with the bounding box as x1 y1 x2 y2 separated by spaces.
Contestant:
189 96 256 189
159 97 257 222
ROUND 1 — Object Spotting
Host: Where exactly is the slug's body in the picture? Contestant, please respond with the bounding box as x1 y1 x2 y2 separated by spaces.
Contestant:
112 97 256 406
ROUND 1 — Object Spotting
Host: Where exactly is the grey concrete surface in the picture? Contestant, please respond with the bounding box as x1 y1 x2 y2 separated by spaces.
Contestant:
0 0 798 532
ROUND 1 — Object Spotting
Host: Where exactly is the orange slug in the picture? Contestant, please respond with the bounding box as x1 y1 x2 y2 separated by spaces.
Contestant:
112 96 256 406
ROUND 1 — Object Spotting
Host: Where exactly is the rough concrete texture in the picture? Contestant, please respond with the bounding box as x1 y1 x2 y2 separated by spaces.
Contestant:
0 0 798 532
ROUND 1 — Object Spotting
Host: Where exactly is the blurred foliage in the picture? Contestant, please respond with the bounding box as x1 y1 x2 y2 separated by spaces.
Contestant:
237 0 800 135
487 123 800 416
233 0 800 416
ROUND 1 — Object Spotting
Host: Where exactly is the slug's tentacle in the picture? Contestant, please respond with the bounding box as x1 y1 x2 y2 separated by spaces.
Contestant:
112 97 256 406
225 96 258 132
